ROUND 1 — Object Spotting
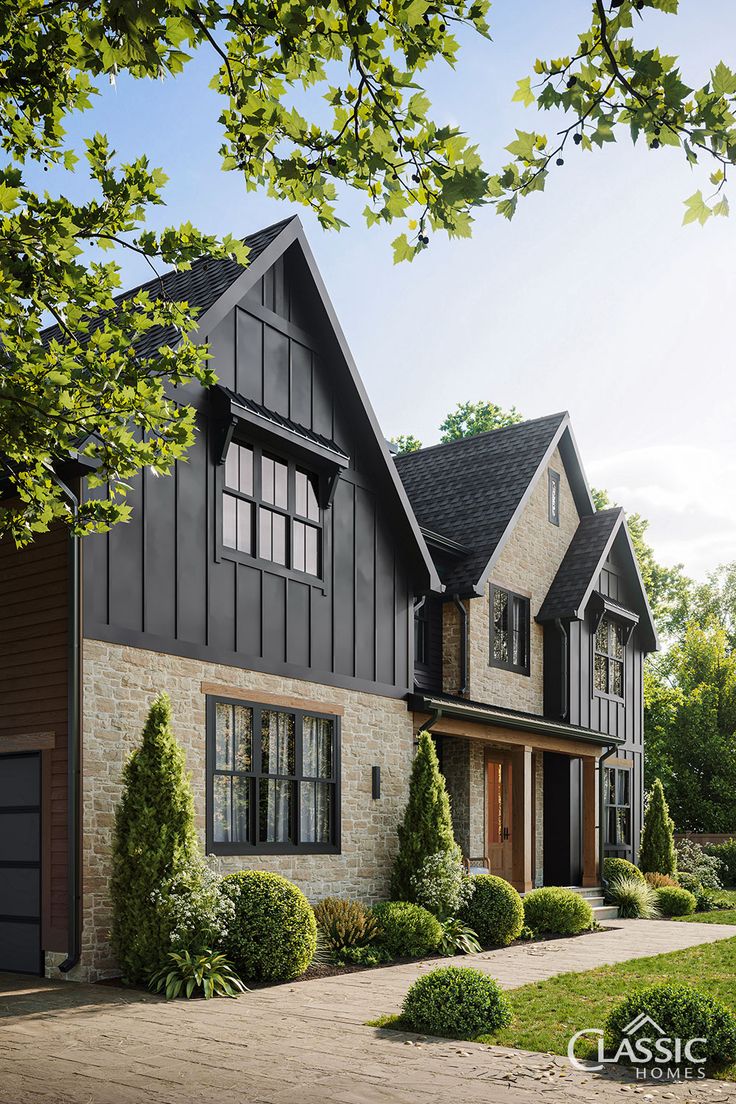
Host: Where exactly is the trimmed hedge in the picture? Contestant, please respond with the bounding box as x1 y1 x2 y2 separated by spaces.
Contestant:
607 983 736 1067
603 857 644 884
523 887 593 935
221 871 316 981
459 875 524 947
656 886 697 917
401 966 512 1039
371 901 442 958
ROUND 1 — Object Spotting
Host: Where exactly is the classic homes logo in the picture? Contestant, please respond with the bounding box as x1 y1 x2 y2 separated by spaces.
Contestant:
568 1013 708 1081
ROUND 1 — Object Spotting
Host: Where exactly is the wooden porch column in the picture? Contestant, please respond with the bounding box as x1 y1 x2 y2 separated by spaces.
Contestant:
582 756 598 887
511 744 533 893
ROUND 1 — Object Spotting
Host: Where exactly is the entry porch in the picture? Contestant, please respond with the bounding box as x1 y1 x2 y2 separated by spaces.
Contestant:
410 694 620 893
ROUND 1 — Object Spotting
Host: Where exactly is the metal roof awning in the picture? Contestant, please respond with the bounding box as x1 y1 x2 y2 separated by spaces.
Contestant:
408 692 624 748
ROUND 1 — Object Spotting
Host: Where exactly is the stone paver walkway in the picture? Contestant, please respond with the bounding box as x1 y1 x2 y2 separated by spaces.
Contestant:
2 919 736 1104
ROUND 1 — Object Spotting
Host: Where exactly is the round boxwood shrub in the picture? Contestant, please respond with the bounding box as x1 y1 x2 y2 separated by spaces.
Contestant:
522 887 593 935
603 856 645 884
459 875 524 947
656 885 697 917
371 901 442 958
606 983 736 1068
401 966 512 1039
221 870 316 981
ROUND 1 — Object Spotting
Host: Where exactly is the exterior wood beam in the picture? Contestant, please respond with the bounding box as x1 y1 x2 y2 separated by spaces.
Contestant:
582 756 598 887
511 743 533 893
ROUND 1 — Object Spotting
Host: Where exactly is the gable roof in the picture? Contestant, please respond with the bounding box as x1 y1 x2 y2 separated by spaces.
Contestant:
538 506 658 651
44 214 441 593
395 413 594 595
41 217 293 357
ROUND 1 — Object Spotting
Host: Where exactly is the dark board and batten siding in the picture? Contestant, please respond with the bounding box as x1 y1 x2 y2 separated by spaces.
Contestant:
83 248 413 696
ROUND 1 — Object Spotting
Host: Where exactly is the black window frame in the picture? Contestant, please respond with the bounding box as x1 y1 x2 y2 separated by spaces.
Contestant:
593 614 625 701
206 695 341 856
604 765 632 850
490 585 531 676
548 469 560 526
414 602 429 668
218 439 326 588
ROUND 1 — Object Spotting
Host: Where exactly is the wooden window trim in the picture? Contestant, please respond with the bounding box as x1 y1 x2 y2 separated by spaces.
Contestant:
489 585 531 677
206 694 341 856
200 681 344 716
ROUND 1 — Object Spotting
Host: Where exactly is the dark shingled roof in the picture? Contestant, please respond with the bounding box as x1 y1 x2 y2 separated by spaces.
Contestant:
537 507 623 622
394 412 568 593
41 216 295 358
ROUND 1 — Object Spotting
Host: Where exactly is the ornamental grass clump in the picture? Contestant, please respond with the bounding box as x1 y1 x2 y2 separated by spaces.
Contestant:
401 966 512 1039
110 693 199 984
522 887 593 935
606 984 736 1069
606 875 660 919
313 897 379 955
644 872 678 889
459 875 524 947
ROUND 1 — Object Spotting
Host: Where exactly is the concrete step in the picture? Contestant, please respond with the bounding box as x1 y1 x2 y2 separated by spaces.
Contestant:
592 904 620 922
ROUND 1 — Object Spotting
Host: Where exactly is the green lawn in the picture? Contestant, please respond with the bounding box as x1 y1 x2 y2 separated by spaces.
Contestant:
372 936 736 1080
673 889 736 925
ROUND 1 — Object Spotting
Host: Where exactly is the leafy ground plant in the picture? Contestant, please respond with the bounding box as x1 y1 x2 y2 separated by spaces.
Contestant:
149 949 248 1000
437 917 481 957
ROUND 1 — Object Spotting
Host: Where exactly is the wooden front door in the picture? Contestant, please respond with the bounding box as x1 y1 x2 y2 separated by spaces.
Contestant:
486 751 513 881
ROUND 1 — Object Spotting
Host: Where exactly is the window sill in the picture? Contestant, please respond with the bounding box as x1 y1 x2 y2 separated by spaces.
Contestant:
219 545 328 594
489 659 530 677
207 843 341 857
594 689 625 704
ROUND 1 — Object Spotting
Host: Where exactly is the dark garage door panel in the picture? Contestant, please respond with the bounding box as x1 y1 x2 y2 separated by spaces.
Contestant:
0 753 42 975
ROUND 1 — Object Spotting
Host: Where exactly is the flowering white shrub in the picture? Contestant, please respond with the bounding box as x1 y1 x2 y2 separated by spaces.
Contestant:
410 848 475 919
151 854 234 953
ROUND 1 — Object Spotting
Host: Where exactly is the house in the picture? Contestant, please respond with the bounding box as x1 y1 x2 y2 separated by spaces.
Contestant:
0 216 657 981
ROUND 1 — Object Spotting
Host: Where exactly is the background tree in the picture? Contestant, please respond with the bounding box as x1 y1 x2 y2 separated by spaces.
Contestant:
110 693 198 984
439 400 522 442
391 730 456 901
390 434 423 455
639 778 677 875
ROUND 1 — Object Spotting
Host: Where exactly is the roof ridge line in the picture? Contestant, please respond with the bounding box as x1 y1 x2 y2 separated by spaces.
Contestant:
393 411 569 461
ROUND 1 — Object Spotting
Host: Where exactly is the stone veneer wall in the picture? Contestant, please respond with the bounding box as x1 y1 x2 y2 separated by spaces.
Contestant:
68 639 416 982
441 737 470 857
467 447 580 713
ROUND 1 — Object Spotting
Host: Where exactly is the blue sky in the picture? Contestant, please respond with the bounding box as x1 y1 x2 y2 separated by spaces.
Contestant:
51 1 736 580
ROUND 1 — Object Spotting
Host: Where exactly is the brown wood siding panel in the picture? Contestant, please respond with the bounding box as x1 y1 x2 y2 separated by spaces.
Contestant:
0 525 68 951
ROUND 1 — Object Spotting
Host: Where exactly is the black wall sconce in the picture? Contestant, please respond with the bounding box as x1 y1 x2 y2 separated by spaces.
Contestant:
371 765 381 800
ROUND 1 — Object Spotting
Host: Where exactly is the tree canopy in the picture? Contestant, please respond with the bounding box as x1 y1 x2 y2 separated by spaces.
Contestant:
4 0 736 544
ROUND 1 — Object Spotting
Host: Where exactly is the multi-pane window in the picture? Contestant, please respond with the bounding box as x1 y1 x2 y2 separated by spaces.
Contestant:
594 615 625 697
604 766 631 847
222 442 322 578
548 469 560 526
490 586 530 675
208 698 339 854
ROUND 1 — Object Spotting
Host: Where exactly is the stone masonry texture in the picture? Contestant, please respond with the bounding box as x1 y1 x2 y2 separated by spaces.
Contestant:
72 639 416 981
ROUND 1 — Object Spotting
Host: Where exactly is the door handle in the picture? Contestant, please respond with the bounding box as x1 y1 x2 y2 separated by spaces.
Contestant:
503 827 509 840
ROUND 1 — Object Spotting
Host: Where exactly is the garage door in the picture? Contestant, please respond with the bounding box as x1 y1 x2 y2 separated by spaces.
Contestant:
0 753 42 974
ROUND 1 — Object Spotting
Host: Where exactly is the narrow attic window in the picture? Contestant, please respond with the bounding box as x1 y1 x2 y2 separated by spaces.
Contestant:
548 469 560 526
594 616 625 699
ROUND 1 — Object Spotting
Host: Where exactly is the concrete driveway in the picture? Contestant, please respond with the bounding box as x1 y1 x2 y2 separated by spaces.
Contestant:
2 919 736 1104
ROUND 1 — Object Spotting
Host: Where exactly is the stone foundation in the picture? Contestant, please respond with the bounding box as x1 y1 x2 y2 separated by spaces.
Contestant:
72 639 415 981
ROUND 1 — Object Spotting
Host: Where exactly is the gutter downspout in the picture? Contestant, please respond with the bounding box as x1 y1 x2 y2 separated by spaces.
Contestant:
598 743 617 892
52 475 81 975
554 618 569 721
417 708 442 736
452 595 468 697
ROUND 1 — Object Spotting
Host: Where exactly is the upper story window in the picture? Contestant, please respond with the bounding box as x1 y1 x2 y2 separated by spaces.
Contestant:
548 469 560 526
604 765 631 848
223 442 322 578
415 602 429 666
207 696 339 855
490 586 530 676
594 615 625 698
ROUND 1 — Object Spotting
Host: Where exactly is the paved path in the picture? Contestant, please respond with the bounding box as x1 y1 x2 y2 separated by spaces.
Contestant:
2 919 736 1104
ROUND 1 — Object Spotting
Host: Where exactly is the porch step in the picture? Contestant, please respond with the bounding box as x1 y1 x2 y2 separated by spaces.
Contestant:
592 904 620 922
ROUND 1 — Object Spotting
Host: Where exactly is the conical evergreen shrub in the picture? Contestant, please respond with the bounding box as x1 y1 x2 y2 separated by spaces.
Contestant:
110 693 198 983
391 730 457 901
639 778 677 875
